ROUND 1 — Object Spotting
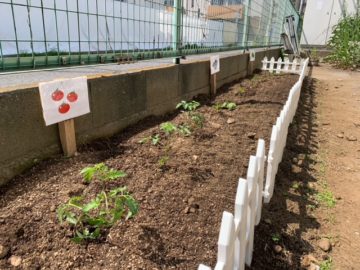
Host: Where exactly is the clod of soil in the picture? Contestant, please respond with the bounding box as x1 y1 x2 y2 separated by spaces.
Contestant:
0 72 298 269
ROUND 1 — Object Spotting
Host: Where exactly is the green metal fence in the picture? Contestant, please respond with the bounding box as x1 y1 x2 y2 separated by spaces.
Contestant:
0 0 299 71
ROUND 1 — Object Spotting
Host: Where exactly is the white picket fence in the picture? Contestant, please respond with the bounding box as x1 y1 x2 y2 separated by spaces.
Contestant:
262 57 307 74
198 58 309 270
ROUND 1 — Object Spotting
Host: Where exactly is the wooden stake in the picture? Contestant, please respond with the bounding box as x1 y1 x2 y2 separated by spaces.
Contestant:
210 73 217 97
58 119 77 157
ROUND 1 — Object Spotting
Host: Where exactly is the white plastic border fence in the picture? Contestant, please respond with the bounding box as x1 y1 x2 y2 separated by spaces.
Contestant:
261 57 307 74
198 58 309 270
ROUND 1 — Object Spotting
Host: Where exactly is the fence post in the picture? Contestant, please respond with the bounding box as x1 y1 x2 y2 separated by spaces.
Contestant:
215 212 235 270
276 57 282 74
269 57 275 73
255 139 265 225
198 265 212 270
262 56 268 70
172 0 182 55
242 0 252 47
264 126 278 203
284 58 290 71
234 178 248 270
291 58 298 72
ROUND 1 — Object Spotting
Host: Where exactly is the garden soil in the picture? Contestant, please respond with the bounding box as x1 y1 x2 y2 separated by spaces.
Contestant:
0 72 299 270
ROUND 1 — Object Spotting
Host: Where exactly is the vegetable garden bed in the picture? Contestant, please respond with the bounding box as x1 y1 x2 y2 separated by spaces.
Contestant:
0 72 298 269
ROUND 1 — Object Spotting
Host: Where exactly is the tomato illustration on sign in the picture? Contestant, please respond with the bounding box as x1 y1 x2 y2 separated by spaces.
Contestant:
58 103 70 114
51 89 64 101
67 91 78 102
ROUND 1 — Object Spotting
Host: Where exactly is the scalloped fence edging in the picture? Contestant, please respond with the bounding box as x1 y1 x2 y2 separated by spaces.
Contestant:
198 57 309 270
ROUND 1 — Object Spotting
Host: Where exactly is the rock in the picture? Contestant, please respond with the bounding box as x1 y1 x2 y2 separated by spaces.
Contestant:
322 122 330 126
346 135 357 141
184 207 190 214
187 197 195 205
273 245 282 253
189 207 196 213
301 254 318 267
264 218 272 225
50 205 56 212
9 256 22 267
247 132 256 139
298 154 306 160
336 133 344 139
291 165 302 174
318 238 331 252
227 118 235 124
298 159 304 166
210 122 221 129
308 263 320 270
292 157 298 164
0 245 9 259
192 155 199 161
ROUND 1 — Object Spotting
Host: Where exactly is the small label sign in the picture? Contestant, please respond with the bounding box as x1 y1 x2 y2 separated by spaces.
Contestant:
210 55 220 74
250 50 256 62
39 76 90 126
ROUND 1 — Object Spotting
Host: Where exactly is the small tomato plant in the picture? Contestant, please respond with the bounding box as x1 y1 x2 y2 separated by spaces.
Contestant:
160 122 177 135
176 100 200 111
214 101 237 111
189 112 205 128
57 187 138 243
178 124 192 136
80 163 126 183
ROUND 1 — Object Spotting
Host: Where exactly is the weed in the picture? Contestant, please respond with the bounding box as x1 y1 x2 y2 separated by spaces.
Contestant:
271 233 281 243
57 187 138 243
316 190 336 208
176 100 200 111
320 257 333 270
292 182 300 190
151 134 161 145
158 156 169 167
238 86 246 95
80 163 126 183
160 122 177 135
178 124 192 136
190 112 205 128
214 101 237 111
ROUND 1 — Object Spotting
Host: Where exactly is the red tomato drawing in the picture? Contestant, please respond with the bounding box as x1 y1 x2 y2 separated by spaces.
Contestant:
67 91 78 102
58 103 70 114
52 89 64 101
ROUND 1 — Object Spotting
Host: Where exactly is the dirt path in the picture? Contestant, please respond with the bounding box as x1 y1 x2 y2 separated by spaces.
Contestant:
311 65 360 269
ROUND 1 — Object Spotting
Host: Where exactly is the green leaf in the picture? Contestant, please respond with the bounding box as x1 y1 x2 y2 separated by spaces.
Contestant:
80 167 96 182
66 213 78 225
106 169 127 180
83 199 101 212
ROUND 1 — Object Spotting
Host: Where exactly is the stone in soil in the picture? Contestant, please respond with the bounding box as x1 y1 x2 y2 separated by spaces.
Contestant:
247 132 256 139
318 238 332 252
291 165 302 174
336 133 344 138
273 245 282 254
308 263 320 270
0 244 9 259
301 254 318 267
9 255 22 267
346 135 357 141
227 118 235 124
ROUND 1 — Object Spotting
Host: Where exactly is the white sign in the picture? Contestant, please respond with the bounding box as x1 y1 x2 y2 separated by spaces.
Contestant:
39 76 90 126
210 55 220 74
250 50 256 61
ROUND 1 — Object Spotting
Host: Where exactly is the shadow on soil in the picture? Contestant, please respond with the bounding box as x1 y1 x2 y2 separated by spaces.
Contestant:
250 74 321 269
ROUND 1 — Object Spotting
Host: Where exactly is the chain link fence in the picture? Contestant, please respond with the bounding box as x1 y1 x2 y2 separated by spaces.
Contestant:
0 0 299 71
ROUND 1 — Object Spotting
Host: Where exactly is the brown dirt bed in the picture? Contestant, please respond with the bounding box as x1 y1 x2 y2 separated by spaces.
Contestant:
0 72 298 270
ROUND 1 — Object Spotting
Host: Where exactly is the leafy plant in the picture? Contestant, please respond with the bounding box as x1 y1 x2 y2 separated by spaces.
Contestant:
160 122 177 135
190 112 205 128
178 124 192 136
320 257 333 270
326 15 360 68
214 101 237 111
158 156 169 167
271 233 281 243
57 187 138 243
80 163 126 183
138 134 161 145
238 86 246 95
316 190 336 208
176 100 200 111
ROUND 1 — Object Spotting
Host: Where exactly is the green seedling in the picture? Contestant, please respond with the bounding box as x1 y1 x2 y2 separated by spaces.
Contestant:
80 163 126 183
176 100 200 111
292 182 300 190
178 124 192 136
320 257 333 270
238 86 246 95
151 134 161 145
190 112 205 128
158 156 169 167
271 233 281 243
160 122 177 135
57 187 138 243
214 102 237 111
138 136 150 144
316 190 336 208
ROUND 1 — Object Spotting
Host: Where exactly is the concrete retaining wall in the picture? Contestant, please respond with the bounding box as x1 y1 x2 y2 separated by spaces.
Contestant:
0 48 280 186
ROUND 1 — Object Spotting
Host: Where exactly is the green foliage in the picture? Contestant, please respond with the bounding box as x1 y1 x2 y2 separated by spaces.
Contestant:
158 156 169 167
320 257 333 270
271 233 281 243
214 101 237 111
190 112 205 128
178 124 192 136
238 86 246 95
80 163 126 183
316 190 336 208
57 187 138 243
326 15 360 68
138 134 161 145
176 100 200 111
160 122 177 135
310 48 319 61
